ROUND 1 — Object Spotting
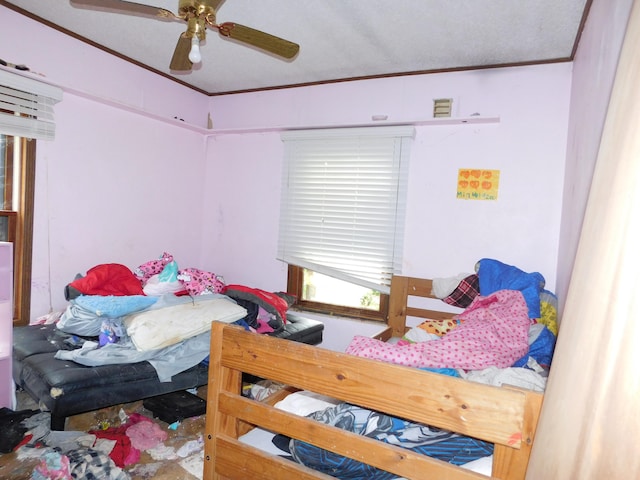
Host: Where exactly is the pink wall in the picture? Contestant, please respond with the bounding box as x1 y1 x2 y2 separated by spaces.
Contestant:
30 90 208 316
529 0 639 474
204 65 572 295
1 6 213 317
0 6 210 128
555 0 634 314
1 5 575 327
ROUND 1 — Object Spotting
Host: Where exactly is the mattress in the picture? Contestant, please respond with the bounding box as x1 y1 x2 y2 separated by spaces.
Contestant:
12 313 324 430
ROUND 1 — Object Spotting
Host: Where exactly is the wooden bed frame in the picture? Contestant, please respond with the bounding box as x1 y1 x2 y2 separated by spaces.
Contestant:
203 276 544 480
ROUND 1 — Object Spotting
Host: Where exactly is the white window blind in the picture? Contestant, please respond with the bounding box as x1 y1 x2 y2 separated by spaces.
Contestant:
0 68 63 140
278 126 414 294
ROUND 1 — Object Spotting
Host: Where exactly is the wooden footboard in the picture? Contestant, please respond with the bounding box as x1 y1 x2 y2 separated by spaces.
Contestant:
203 322 543 480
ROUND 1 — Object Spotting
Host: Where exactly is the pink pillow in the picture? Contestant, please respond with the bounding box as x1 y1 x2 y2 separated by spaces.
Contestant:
134 252 174 285
177 268 225 296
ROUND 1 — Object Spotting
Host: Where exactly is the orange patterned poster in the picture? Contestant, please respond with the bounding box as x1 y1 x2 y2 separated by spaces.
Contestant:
457 169 500 200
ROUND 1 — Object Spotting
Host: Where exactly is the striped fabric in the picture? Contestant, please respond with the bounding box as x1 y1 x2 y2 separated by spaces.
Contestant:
289 402 493 479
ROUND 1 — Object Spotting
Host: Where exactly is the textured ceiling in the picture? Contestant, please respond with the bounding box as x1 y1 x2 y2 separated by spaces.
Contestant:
1 0 590 96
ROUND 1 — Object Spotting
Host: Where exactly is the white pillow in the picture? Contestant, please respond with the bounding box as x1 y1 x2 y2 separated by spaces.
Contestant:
125 297 247 351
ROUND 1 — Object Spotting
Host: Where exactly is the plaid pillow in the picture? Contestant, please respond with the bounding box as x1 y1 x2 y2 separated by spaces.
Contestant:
442 274 479 308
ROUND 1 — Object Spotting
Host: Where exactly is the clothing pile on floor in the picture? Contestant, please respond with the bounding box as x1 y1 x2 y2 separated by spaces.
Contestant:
0 401 206 480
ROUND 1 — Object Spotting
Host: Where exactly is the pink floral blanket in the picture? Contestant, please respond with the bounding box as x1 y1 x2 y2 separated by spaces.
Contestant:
345 289 530 370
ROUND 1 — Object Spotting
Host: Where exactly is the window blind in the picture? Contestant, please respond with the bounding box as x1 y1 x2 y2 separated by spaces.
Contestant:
278 126 414 294
0 68 63 140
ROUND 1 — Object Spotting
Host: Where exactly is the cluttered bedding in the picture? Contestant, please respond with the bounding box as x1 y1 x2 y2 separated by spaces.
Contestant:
13 252 324 430
219 258 557 479
43 252 298 381
349 258 556 376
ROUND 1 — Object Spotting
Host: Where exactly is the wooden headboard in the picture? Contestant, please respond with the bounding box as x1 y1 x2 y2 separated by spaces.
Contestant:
203 321 543 480
377 275 462 340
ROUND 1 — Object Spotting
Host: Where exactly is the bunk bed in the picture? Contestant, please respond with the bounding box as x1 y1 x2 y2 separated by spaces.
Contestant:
203 275 547 480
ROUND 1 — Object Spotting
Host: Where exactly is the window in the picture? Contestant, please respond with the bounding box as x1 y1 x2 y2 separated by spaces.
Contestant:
1 67 62 324
0 135 16 241
1 136 17 243
286 265 389 321
0 68 62 140
0 134 35 324
279 126 414 320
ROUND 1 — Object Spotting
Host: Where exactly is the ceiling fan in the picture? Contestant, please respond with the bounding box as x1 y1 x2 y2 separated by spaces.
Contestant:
70 0 300 71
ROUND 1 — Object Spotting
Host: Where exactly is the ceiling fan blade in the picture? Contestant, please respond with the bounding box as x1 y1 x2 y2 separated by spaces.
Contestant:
70 0 177 20
217 22 299 59
170 34 193 71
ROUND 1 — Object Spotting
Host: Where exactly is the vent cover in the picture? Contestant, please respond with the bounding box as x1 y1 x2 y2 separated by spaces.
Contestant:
433 98 453 118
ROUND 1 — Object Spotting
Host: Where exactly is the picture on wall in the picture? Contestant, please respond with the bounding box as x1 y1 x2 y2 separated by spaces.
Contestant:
456 169 500 200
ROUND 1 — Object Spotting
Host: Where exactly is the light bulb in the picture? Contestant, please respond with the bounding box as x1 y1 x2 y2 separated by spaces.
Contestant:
188 37 202 64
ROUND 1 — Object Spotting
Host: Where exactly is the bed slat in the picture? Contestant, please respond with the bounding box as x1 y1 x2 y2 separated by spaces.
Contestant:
217 391 488 480
204 272 544 480
215 436 335 479
213 324 529 447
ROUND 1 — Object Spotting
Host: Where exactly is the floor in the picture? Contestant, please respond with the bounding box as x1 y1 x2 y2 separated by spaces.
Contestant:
0 388 208 480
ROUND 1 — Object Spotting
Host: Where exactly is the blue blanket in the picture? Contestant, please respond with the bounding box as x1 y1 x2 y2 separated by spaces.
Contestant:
289 403 493 479
513 325 556 369
476 258 545 318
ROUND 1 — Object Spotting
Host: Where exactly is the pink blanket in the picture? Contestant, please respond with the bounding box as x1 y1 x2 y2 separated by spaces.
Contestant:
345 289 530 370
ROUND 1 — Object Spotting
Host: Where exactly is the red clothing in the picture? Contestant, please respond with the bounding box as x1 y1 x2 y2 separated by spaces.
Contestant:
68 264 144 297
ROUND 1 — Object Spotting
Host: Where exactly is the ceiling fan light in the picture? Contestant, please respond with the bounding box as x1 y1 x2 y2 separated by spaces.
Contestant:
188 37 202 64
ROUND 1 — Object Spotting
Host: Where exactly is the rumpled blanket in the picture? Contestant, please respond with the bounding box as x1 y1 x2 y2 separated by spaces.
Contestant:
512 323 556 369
460 365 547 393
57 295 158 337
476 258 545 318
345 290 530 370
54 330 211 382
223 285 292 333
289 402 493 479
65 264 144 300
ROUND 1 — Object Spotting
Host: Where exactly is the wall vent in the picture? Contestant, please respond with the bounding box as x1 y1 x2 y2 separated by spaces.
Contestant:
433 98 453 118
